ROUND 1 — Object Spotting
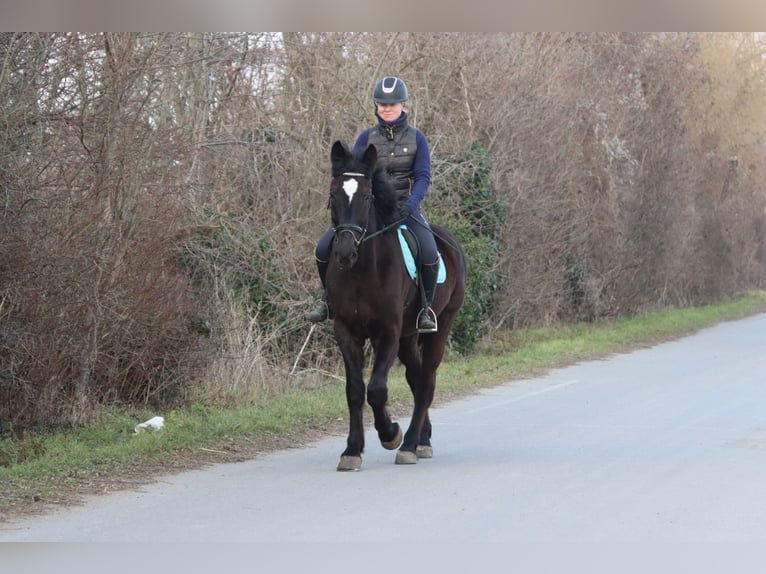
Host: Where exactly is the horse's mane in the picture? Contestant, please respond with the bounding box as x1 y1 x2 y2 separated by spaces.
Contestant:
371 167 407 227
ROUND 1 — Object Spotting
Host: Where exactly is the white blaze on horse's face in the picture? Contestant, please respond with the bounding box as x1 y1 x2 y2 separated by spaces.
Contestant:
342 177 358 203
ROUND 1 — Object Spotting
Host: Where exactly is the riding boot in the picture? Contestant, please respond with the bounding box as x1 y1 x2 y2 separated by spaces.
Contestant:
417 261 439 333
306 260 333 323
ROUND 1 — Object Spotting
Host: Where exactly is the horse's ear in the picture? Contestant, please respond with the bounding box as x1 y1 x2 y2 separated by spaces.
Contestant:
331 140 350 174
331 140 348 162
362 144 377 172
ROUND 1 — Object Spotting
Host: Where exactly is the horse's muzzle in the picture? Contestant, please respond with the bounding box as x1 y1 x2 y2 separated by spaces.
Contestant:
335 250 358 269
334 234 359 268
333 226 363 268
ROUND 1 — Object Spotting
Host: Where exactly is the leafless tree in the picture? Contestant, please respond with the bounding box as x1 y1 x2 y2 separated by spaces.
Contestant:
2 32 766 428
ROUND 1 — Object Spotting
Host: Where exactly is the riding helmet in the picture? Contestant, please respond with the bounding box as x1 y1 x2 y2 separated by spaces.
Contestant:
373 76 408 104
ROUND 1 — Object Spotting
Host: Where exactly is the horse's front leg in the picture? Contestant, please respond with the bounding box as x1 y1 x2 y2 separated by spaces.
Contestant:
336 331 366 471
367 334 402 453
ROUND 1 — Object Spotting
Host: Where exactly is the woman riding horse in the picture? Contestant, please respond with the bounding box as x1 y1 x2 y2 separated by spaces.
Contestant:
322 139 466 470
308 76 440 333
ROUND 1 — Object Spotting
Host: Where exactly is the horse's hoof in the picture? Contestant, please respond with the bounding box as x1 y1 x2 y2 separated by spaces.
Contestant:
415 445 433 459
381 426 403 450
337 455 362 471
395 450 419 465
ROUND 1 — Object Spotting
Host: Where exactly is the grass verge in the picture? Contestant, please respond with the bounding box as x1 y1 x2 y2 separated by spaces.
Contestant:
2 290 766 521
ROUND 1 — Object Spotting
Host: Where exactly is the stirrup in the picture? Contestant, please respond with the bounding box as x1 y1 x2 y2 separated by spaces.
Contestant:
416 307 438 333
307 301 331 323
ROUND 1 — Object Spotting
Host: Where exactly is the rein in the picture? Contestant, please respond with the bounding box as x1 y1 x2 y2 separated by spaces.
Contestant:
333 171 453 247
335 215 405 246
362 218 405 242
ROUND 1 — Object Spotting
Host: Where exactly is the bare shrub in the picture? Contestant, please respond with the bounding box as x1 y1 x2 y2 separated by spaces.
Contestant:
3 32 766 429
0 34 216 427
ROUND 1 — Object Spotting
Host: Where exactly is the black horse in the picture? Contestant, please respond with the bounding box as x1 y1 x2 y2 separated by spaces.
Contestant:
324 140 466 471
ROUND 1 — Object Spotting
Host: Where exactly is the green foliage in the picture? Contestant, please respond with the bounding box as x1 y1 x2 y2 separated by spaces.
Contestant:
0 432 45 468
431 141 506 354
454 141 506 245
184 207 288 324
446 220 498 354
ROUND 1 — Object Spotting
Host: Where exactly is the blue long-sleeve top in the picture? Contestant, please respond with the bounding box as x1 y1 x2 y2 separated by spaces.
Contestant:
352 111 431 213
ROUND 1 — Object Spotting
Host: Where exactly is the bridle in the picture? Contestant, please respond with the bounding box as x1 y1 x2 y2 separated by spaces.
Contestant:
332 171 373 248
331 171 410 247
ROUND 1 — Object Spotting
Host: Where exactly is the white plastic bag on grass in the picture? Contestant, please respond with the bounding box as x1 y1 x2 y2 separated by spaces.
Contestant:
134 416 165 434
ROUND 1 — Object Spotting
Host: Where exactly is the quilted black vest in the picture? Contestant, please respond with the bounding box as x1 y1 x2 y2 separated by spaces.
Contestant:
366 122 418 196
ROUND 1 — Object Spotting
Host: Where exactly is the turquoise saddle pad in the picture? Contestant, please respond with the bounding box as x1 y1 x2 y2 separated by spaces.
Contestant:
396 225 446 283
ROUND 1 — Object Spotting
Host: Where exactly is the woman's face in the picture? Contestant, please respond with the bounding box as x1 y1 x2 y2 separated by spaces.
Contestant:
376 102 404 123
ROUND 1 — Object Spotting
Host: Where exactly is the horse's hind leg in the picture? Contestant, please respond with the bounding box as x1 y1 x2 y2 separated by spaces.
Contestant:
397 312 459 464
416 414 433 459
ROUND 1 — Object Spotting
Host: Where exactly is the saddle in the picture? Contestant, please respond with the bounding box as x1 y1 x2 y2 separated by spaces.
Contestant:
396 224 446 283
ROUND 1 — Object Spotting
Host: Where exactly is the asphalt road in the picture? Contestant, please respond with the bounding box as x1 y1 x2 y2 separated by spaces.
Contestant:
3 313 766 544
